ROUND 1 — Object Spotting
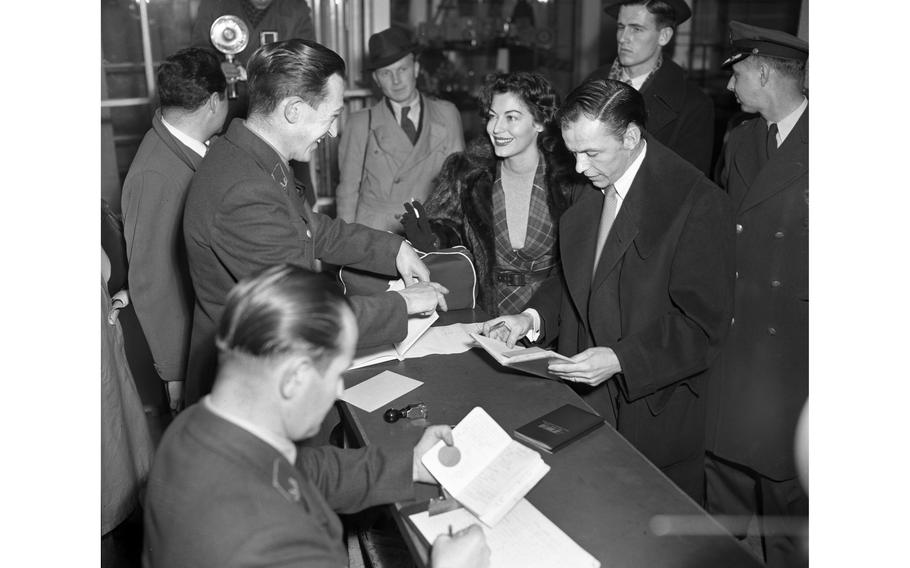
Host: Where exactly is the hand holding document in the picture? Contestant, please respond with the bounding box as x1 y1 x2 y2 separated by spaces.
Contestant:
421 407 550 526
470 333 572 380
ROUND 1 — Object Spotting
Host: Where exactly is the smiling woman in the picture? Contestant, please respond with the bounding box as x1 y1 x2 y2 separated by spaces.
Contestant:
402 72 587 316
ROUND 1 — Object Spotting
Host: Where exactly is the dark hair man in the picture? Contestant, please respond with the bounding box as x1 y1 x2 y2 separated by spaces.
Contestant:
706 21 809 568
183 39 448 405
484 78 734 503
121 47 228 412
143 265 489 567
585 0 715 175
336 26 464 232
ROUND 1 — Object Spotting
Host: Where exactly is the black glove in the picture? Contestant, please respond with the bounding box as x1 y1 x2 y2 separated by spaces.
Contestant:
401 200 439 252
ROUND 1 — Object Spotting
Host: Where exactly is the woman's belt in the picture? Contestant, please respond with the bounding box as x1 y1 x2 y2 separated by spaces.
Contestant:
492 266 554 287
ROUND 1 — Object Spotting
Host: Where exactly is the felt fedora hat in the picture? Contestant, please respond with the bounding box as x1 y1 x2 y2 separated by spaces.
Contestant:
603 0 692 26
366 26 419 71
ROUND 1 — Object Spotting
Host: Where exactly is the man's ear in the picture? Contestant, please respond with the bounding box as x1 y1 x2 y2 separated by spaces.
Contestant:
622 123 642 149
283 97 304 125
208 92 221 114
412 60 421 78
658 26 674 47
759 63 771 87
277 354 314 400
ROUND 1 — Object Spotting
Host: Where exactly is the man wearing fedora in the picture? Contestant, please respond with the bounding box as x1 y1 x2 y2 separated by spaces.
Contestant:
336 26 464 233
585 0 715 175
706 21 809 568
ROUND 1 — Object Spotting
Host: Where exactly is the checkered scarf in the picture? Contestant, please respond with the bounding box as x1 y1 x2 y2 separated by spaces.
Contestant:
491 158 558 315
607 52 663 91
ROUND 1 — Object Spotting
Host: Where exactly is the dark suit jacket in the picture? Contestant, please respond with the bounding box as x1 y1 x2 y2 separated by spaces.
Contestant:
530 136 734 500
708 108 809 481
183 119 408 404
586 59 715 175
121 111 200 382
143 403 413 568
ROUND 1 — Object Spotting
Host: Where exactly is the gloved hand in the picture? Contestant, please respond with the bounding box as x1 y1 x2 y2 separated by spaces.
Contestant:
401 200 439 252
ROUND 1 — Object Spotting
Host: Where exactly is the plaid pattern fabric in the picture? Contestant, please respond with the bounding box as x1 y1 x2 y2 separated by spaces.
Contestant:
491 158 558 314
607 52 663 91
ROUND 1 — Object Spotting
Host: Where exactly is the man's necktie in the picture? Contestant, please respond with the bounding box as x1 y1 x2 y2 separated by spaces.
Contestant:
592 185 619 279
766 122 779 160
400 106 418 145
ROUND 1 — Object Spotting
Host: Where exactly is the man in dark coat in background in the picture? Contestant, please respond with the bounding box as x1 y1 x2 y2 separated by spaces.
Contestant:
121 47 228 412
586 0 715 174
706 21 809 568
182 39 448 405
485 78 734 503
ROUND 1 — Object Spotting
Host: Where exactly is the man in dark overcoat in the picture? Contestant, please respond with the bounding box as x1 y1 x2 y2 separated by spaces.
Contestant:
706 21 809 568
485 78 734 503
585 0 715 174
182 39 448 404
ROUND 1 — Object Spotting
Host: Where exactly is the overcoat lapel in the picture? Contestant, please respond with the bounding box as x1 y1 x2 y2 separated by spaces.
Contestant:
398 98 447 177
738 110 809 213
371 103 412 166
560 188 601 320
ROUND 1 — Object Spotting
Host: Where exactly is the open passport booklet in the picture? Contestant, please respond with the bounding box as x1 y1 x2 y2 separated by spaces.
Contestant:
469 332 572 380
418 407 600 567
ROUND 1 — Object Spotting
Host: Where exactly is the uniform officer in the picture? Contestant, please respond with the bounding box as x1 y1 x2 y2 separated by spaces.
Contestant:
706 21 809 568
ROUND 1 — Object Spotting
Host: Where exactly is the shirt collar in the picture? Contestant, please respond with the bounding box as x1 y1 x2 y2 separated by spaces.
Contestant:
387 93 421 122
203 395 297 465
160 115 208 158
610 140 648 200
772 97 808 144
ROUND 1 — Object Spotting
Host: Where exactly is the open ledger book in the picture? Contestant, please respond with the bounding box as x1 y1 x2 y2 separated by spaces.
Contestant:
421 407 550 526
349 311 439 369
406 498 600 568
470 332 572 380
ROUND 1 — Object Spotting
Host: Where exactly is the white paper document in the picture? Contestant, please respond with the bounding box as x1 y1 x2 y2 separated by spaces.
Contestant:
349 311 439 369
408 498 600 568
341 371 423 412
349 317 482 370
421 407 550 526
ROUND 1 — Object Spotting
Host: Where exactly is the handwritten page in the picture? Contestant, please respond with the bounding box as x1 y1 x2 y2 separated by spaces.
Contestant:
341 371 423 412
408 499 600 568
422 407 550 526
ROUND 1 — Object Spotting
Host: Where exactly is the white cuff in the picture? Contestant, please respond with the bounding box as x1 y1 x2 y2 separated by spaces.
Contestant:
521 308 541 342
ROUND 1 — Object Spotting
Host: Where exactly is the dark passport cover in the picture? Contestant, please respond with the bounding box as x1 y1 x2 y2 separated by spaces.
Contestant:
514 404 605 453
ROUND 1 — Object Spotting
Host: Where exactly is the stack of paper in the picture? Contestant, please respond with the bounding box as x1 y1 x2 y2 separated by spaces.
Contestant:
421 407 550 526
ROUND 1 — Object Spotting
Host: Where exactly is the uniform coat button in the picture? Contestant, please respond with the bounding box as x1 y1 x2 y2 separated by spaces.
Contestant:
735 271 740 279
774 231 785 238
394 177 402 184
736 223 743 234
771 280 781 287
768 327 777 335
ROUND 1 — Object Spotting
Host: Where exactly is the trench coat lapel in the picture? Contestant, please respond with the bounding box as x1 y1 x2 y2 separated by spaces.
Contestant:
398 97 445 177
738 109 809 213
371 102 412 166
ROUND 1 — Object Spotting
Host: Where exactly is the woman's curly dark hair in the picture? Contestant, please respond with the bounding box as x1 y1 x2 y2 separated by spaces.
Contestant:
476 71 580 190
478 71 563 154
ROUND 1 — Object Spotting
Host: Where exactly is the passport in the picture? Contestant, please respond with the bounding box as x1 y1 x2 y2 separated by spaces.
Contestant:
514 404 604 454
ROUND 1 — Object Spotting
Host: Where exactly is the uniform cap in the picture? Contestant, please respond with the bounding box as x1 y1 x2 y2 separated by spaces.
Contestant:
722 20 808 68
